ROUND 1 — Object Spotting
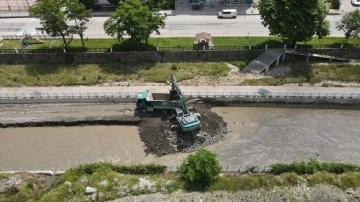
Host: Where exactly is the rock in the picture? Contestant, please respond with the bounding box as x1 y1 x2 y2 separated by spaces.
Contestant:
85 186 97 195
80 176 88 185
100 180 109 187
64 181 72 187
346 188 354 194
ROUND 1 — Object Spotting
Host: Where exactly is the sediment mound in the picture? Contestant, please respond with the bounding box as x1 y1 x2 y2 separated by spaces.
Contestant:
138 102 228 156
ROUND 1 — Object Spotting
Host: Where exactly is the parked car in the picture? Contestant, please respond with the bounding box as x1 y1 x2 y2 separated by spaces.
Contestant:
152 11 167 18
351 0 360 6
218 9 237 19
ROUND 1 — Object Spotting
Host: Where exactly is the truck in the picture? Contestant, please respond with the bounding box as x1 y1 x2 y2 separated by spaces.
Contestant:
136 89 180 113
136 75 201 131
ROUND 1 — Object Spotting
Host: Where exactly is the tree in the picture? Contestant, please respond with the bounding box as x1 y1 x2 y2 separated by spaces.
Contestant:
336 10 360 44
29 0 72 48
258 0 330 46
67 0 92 47
29 0 92 48
179 149 221 190
103 0 165 44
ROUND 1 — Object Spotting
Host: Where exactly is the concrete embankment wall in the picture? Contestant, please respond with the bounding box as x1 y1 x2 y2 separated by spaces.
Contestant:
0 97 136 104
1 95 360 108
201 97 360 110
0 48 359 65
0 50 263 64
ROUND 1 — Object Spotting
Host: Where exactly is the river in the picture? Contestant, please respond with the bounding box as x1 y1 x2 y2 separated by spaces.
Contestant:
1 107 359 171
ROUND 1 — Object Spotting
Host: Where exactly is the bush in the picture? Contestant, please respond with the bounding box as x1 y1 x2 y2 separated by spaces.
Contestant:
64 163 166 181
179 149 221 190
70 162 113 175
113 164 167 175
270 159 358 175
331 0 340 9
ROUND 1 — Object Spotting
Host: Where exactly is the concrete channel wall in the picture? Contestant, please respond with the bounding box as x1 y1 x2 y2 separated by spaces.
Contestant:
0 50 263 64
0 48 359 65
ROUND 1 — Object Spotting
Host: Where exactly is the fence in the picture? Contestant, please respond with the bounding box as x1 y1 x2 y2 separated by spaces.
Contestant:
1 42 360 54
187 91 360 99
0 91 138 100
1 90 359 104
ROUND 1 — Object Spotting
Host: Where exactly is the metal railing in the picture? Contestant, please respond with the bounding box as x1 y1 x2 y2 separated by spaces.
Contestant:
0 91 139 100
1 90 359 101
187 91 360 99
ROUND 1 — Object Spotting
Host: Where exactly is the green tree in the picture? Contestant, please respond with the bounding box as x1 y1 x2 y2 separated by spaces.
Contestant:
29 0 72 48
103 0 165 44
336 10 360 44
29 0 92 48
258 0 330 46
67 0 92 47
179 149 221 190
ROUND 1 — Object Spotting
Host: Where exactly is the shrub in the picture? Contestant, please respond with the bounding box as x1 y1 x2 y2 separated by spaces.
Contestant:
171 64 178 70
113 164 167 175
179 149 221 190
270 159 358 175
70 162 113 175
0 173 10 180
64 163 166 181
331 0 340 9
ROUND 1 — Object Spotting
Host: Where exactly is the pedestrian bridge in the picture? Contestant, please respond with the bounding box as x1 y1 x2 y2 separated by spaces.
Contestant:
243 49 294 75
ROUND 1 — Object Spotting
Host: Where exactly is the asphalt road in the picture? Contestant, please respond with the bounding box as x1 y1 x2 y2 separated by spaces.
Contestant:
0 15 345 38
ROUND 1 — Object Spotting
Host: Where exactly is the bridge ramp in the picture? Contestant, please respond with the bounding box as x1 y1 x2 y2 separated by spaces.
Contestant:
243 49 286 74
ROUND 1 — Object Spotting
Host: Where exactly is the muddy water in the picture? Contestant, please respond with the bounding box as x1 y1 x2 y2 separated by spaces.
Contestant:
1 107 360 172
210 107 360 170
0 126 152 171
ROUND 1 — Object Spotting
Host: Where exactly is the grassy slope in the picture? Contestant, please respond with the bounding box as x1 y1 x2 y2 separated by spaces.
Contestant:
0 62 229 86
1 164 359 202
240 63 360 86
0 62 359 87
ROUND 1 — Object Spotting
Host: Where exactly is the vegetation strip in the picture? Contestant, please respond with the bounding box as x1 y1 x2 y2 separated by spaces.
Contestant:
1 158 359 202
0 62 359 87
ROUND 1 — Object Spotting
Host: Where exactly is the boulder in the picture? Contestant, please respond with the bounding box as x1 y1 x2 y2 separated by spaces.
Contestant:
85 186 97 195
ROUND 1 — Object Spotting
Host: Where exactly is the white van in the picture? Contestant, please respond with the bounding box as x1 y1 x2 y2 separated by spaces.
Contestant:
218 9 237 19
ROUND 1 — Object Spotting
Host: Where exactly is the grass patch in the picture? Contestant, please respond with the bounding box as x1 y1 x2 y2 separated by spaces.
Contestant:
209 172 301 192
40 163 176 202
240 77 307 86
1 37 359 50
240 63 360 86
0 62 229 86
311 63 360 83
227 60 247 71
0 173 10 180
306 172 360 190
1 62 357 87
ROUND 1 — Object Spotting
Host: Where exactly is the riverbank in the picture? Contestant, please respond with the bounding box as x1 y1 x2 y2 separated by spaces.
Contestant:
1 163 360 202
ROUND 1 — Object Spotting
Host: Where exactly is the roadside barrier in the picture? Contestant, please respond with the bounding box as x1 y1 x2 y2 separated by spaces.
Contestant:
0 90 359 104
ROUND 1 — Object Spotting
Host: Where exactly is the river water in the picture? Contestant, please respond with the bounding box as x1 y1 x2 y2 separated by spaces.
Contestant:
1 107 359 171
210 107 360 171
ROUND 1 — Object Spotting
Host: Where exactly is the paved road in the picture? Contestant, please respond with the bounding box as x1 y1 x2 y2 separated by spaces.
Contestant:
0 15 346 38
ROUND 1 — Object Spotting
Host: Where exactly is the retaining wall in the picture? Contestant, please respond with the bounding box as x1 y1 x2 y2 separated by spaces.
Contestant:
0 50 263 64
